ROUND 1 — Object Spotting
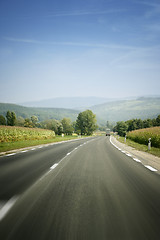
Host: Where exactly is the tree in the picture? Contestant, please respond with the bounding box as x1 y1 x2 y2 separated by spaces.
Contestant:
31 115 38 127
143 119 153 128
41 119 63 135
76 110 98 135
24 118 33 128
61 118 73 135
156 115 160 126
126 119 143 131
136 119 144 129
15 116 25 127
57 121 63 135
0 115 6 125
6 111 16 126
114 121 128 137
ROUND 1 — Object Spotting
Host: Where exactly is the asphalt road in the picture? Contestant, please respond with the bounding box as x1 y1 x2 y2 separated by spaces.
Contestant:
0 136 160 240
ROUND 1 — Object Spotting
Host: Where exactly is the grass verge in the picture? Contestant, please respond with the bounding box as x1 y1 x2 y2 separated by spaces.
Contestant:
117 136 160 158
0 135 82 153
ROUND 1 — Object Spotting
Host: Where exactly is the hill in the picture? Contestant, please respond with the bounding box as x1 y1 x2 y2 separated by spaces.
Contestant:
21 97 112 109
91 97 160 124
0 103 79 122
0 97 160 125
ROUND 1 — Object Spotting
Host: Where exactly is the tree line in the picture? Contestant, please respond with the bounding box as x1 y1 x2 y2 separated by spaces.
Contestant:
0 110 98 136
113 115 160 136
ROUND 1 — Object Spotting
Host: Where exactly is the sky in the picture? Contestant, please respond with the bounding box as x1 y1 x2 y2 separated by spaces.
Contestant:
0 0 160 103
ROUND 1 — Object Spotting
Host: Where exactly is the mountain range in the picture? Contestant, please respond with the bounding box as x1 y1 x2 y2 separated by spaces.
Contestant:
0 96 160 125
21 97 114 109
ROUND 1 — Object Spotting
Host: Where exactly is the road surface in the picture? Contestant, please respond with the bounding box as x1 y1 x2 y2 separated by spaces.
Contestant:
0 136 160 239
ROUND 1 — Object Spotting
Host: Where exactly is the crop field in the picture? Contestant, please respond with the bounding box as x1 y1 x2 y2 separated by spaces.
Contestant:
0 126 55 143
127 127 160 148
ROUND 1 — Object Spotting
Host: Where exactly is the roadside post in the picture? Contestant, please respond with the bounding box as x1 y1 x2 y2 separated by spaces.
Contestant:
125 135 127 143
148 138 151 150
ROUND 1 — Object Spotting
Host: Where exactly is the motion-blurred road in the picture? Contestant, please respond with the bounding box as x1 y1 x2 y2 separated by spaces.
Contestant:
0 136 160 240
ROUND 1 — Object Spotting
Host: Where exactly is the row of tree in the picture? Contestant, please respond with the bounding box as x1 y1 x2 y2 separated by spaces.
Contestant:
113 115 160 136
0 110 98 136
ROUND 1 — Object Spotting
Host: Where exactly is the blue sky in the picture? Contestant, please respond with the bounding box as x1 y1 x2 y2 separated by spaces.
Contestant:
0 0 160 103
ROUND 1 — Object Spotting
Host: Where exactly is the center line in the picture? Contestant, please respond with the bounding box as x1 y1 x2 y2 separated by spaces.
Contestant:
50 163 59 170
0 196 18 221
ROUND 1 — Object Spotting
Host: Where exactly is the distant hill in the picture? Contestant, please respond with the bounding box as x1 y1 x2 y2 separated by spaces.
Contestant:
0 103 79 122
91 97 160 124
21 97 112 109
1 97 160 125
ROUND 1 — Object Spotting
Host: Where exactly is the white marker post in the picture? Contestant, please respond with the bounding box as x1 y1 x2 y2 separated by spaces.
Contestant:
124 135 127 143
148 138 151 150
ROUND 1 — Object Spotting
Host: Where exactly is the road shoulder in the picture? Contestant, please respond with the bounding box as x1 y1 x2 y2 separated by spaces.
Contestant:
110 136 160 174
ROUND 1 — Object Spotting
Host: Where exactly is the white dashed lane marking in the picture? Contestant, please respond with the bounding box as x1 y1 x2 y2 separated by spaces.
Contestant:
0 196 18 221
145 165 157 172
133 158 141 163
50 163 59 170
126 153 132 157
6 153 16 157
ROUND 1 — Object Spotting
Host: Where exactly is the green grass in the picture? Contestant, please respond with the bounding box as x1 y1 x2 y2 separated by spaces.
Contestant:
0 135 81 153
117 136 160 157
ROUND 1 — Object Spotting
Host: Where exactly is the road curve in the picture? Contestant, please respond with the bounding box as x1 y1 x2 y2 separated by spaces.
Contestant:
0 136 160 240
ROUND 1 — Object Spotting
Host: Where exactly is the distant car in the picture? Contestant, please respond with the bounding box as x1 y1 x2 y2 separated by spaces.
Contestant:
106 133 110 136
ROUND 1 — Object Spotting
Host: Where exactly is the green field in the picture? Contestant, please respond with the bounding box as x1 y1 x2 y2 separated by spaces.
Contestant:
0 126 79 153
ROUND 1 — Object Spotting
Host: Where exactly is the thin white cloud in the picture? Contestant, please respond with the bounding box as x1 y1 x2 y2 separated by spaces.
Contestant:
134 1 160 18
4 37 139 50
110 45 160 70
3 37 42 44
47 9 126 17
136 1 160 8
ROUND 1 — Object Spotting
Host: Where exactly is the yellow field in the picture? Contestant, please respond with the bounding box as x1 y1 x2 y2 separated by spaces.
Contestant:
0 125 55 143
127 127 160 148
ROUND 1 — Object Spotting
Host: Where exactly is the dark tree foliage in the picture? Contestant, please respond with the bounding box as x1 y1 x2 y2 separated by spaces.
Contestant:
61 118 74 135
6 111 16 126
113 114 160 136
76 110 98 135
113 121 128 137
0 115 6 125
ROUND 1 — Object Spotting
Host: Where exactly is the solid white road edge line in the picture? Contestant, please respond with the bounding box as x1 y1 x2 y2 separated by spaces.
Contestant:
0 196 18 221
110 136 158 173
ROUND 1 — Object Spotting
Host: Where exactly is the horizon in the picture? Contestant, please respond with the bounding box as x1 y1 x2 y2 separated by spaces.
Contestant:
0 95 160 107
0 0 160 103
